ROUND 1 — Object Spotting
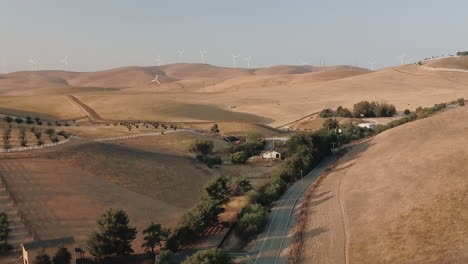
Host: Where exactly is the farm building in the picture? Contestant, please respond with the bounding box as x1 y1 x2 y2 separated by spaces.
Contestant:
358 123 377 130
21 236 76 264
262 150 281 159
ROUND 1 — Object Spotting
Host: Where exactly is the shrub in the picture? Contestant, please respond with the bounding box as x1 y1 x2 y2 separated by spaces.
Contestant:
231 151 249 164
57 130 71 139
14 117 23 124
458 98 465 106
236 204 268 238
236 142 264 157
34 131 42 139
403 109 411 115
3 116 12 123
203 155 222 168
188 139 214 156
319 108 334 118
182 249 233 264
45 128 55 135
210 123 220 133
156 250 173 264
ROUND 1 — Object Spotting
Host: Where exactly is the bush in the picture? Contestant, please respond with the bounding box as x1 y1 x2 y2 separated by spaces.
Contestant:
3 116 12 123
14 117 23 124
231 151 249 164
45 128 55 135
236 142 264 157
203 155 222 168
57 130 71 139
156 250 173 264
210 123 220 133
182 249 233 264
458 98 465 106
236 204 268 238
319 108 334 118
403 109 411 115
188 139 214 156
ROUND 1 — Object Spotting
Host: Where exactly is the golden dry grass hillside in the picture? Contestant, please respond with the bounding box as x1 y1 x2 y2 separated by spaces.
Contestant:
422 56 468 70
338 106 468 263
1 59 468 127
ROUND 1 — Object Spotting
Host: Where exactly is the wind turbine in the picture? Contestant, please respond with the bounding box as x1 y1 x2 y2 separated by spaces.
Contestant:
232 54 240 69
60 56 69 70
299 59 309 65
0 58 6 73
154 56 161 66
398 54 406 65
28 58 37 71
368 61 376 71
200 50 208 63
177 49 184 63
151 74 160 85
244 56 252 68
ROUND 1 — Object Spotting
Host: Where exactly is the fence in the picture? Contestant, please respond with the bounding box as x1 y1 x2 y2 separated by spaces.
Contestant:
0 138 70 153
0 171 38 241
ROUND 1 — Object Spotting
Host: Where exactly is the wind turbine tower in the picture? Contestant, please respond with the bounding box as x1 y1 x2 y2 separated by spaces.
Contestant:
28 58 37 71
154 56 161 66
200 50 208 63
232 54 240 69
60 56 69 70
177 50 184 63
398 54 406 65
244 56 252 68
368 61 376 71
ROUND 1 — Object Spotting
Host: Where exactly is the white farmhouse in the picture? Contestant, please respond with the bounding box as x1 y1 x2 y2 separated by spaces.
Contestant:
262 150 281 160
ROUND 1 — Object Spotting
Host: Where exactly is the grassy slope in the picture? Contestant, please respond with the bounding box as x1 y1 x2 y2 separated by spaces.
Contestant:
341 106 468 263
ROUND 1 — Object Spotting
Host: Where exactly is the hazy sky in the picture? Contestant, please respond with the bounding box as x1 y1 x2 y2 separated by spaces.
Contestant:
0 0 467 72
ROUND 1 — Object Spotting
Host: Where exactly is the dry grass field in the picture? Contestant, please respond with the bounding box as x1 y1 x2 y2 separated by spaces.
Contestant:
301 106 468 264
422 56 468 70
2 60 468 127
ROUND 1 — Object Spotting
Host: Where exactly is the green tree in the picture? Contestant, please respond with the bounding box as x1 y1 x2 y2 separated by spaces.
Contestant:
34 249 52 264
182 249 233 264
188 139 214 156
353 101 375 117
233 176 252 194
141 223 168 256
87 208 137 260
203 177 231 205
323 118 339 132
335 106 353 117
52 247 72 264
319 108 334 118
237 204 268 238
231 151 249 164
155 250 173 264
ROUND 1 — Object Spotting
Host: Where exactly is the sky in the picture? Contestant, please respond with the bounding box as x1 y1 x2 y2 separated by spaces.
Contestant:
0 0 467 72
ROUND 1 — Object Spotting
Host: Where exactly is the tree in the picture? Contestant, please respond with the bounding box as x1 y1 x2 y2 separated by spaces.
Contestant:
14 117 23 124
87 208 137 260
323 118 339 132
233 176 252 194
335 106 353 117
458 98 465 106
188 139 214 156
52 247 72 264
353 101 375 117
319 108 334 118
182 249 233 264
237 204 268 238
0 212 12 254
210 123 220 133
156 250 173 264
34 249 52 264
141 223 168 256
231 151 249 164
203 177 231 205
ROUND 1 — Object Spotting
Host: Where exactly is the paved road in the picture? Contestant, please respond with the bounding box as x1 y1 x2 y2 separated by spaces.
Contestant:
247 156 336 264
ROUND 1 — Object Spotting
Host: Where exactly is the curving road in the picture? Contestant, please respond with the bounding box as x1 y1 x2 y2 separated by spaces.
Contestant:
247 156 336 264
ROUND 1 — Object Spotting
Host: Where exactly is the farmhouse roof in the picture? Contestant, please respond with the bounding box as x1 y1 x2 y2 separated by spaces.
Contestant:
22 236 75 251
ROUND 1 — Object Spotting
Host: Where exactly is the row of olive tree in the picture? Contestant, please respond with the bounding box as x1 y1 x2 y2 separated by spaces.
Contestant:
0 212 12 254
